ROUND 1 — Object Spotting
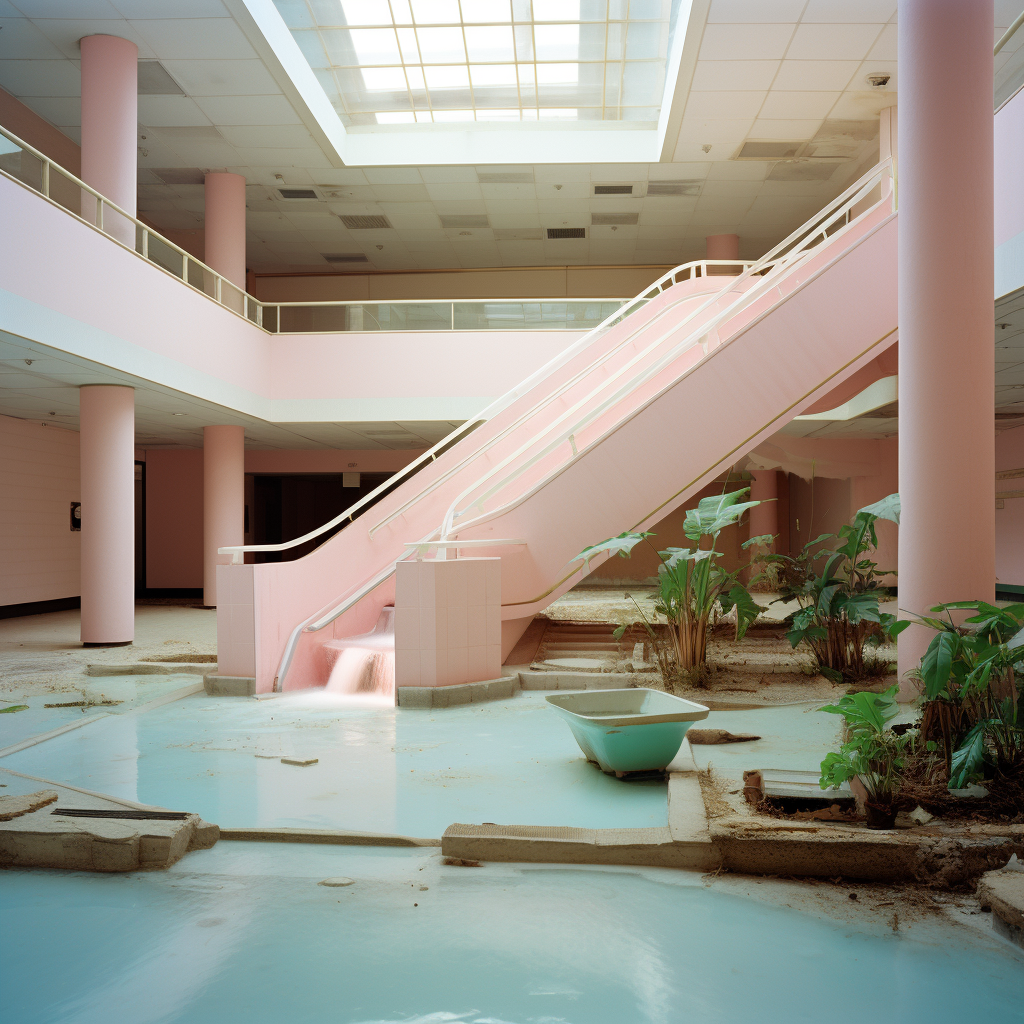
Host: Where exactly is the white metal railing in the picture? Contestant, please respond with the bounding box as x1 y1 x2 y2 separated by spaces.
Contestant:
264 298 631 334
0 123 259 325
264 158 895 690
0 123 632 335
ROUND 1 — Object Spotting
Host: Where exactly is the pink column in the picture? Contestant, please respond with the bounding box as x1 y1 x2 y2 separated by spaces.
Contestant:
897 0 995 687
204 172 247 306
80 35 137 247
706 233 740 275
203 425 245 607
748 470 779 550
79 385 135 645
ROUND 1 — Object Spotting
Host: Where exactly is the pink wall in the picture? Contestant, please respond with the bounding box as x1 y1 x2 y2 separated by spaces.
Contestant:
269 332 580 401
995 85 1024 249
996 423 1024 589
146 449 204 590
0 413 80 607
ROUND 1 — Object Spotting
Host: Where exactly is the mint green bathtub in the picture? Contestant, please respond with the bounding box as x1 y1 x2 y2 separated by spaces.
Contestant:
546 688 709 775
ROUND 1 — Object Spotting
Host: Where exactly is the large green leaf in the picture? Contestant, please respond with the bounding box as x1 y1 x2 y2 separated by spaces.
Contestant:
843 590 883 625
741 533 776 550
574 531 653 567
949 720 989 789
720 584 761 640
819 687 899 735
683 488 759 541
858 492 900 525
920 630 959 699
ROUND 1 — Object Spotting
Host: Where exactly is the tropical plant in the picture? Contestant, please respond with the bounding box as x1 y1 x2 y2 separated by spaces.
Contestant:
755 493 906 682
910 601 1024 789
818 685 910 825
575 489 770 688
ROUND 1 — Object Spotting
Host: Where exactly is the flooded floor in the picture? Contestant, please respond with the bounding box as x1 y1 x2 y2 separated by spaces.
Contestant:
2 843 1021 1024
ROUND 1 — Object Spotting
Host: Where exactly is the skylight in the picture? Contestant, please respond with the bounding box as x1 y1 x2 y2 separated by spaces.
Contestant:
274 0 680 129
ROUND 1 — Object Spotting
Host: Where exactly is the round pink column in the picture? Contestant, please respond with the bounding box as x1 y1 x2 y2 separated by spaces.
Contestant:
748 470 779 550
706 233 740 275
80 35 137 246
80 385 135 645
204 172 247 289
897 0 995 687
204 425 245 607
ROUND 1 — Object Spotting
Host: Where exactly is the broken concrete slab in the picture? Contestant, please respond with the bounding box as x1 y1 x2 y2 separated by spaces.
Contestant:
977 867 1024 948
204 674 256 696
0 800 218 872
0 789 58 821
441 822 719 870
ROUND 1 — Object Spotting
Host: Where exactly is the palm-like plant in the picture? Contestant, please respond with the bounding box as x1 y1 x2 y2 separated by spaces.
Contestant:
576 489 769 687
911 601 1024 789
756 493 904 682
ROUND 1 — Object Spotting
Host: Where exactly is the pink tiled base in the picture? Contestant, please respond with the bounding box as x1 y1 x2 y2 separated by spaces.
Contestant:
394 557 502 687
215 564 256 678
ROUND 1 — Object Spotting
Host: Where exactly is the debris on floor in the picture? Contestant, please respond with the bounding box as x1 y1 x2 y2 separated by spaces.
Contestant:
0 789 58 821
687 728 761 744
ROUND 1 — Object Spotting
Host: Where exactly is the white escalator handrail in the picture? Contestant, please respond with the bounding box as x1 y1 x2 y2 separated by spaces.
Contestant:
437 160 894 542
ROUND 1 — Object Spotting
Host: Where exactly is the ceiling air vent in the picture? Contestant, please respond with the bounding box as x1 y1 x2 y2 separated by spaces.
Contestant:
152 168 206 185
439 214 490 228
592 212 639 226
322 253 369 263
593 184 634 195
737 141 802 159
339 214 393 229
477 171 534 183
547 227 586 239
138 61 184 96
645 180 702 197
278 188 319 200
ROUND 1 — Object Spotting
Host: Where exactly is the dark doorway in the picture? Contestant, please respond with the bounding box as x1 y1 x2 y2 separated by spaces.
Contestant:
251 472 394 562
134 461 146 596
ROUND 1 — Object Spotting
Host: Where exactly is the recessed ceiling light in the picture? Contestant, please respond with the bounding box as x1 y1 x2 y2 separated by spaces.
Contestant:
172 412 186 417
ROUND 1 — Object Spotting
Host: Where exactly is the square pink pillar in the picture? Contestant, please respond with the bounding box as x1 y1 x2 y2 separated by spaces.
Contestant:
394 558 502 688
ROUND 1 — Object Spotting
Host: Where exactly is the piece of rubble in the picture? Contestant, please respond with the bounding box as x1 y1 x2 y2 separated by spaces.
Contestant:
908 806 934 826
0 789 58 821
0 802 218 871
688 729 761 745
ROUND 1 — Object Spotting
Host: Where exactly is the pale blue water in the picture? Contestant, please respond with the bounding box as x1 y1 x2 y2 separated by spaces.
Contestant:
0 844 1020 1024
0 692 668 834
0 675 199 748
